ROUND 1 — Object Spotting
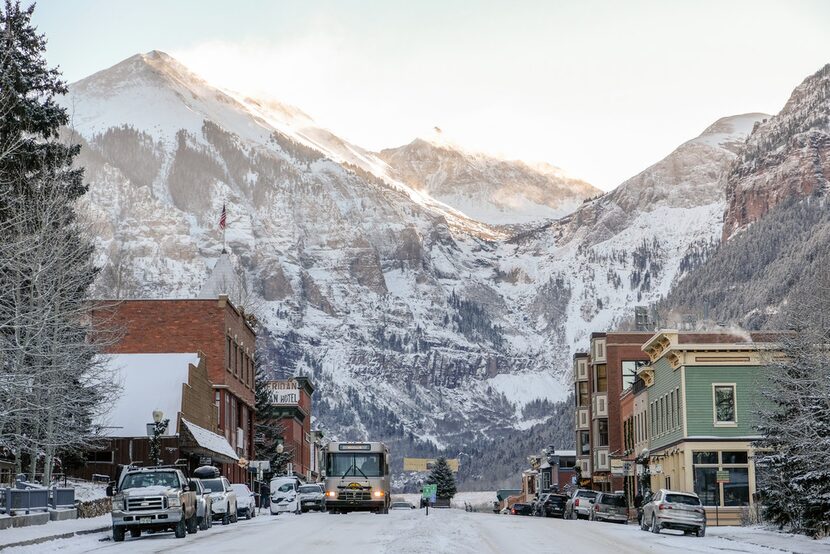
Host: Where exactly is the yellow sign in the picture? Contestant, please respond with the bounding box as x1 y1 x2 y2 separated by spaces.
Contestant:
238 457 248 468
403 458 460 472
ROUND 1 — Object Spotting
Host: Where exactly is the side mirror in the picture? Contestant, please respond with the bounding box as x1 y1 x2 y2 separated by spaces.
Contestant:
106 482 115 497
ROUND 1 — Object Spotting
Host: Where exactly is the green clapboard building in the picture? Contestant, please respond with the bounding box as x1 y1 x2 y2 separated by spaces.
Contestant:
636 330 782 525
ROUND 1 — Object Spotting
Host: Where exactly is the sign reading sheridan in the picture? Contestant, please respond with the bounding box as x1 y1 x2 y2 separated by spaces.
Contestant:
266 379 300 406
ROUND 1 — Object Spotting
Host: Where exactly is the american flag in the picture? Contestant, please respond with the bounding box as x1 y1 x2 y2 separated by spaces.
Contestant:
219 204 226 230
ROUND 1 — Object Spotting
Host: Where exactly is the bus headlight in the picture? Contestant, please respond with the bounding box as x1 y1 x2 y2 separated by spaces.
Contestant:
373 490 384 498
326 491 337 498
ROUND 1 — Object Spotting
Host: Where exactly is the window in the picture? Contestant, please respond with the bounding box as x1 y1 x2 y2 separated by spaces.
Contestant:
226 336 232 371
692 450 750 507
87 450 113 463
577 381 589 407
597 419 609 447
713 384 737 424
621 361 644 391
214 391 221 421
595 364 607 392
670 391 675 430
579 431 590 455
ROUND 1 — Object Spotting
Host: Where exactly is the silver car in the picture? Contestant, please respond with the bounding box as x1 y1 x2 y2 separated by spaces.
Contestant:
640 489 706 536
565 489 598 519
590 492 628 523
191 479 213 530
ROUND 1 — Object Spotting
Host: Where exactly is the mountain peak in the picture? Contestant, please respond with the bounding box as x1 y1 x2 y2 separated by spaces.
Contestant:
689 112 769 154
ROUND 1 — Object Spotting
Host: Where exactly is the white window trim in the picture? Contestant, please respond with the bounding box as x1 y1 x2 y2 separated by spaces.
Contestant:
712 383 738 427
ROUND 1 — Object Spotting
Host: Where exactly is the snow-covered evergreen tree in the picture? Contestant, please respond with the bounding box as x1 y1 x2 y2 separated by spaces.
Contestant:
426 456 457 500
0 0 116 483
755 279 830 537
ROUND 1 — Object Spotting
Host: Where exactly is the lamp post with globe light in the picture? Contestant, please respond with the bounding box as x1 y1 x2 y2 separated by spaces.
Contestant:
149 410 169 467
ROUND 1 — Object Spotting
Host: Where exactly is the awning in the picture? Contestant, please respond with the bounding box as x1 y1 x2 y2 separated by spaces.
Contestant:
179 418 239 464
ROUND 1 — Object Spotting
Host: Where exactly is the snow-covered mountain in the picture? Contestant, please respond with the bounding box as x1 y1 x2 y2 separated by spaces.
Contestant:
723 64 830 240
65 51 763 480
378 136 599 225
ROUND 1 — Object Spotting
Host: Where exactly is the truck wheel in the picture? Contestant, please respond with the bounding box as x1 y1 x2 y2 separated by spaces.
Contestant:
199 516 209 531
112 525 126 542
186 513 198 534
174 518 187 539
130 528 141 538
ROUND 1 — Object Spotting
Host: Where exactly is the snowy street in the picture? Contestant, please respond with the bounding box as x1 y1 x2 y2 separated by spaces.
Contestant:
6 509 830 554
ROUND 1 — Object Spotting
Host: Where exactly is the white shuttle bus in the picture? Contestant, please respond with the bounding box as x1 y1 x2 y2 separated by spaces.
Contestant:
323 441 391 514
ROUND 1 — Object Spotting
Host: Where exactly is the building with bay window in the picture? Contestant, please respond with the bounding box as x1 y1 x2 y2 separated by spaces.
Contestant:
638 330 782 525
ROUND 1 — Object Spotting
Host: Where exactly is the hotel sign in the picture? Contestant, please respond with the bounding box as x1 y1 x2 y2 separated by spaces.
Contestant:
267 379 300 406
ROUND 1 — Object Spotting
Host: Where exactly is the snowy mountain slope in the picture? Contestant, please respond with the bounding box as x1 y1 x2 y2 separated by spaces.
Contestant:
67 51 764 481
378 137 600 225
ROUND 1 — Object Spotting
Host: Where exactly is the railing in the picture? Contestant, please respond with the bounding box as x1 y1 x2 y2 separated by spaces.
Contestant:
0 480 76 515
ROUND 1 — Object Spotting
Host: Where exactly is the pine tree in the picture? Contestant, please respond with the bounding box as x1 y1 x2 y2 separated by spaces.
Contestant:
0 1 113 483
0 0 85 222
755 279 830 537
426 456 457 500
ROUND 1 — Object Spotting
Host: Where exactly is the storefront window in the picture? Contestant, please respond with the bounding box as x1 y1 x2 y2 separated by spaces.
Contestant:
723 468 749 506
694 467 720 506
693 450 750 507
722 451 748 464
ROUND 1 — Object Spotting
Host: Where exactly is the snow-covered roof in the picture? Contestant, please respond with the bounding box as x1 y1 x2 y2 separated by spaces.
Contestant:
180 418 238 461
98 353 199 437
198 252 239 299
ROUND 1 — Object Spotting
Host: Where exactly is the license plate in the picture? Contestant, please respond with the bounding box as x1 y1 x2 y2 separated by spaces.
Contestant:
140 517 151 524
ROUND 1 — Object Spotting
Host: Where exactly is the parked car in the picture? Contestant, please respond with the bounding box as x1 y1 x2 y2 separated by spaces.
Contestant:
565 489 598 519
297 483 326 513
640 489 706 537
191 479 213 531
535 493 568 518
510 502 534 515
270 476 302 515
107 466 198 542
200 476 238 525
390 501 416 510
230 483 257 520
590 493 628 523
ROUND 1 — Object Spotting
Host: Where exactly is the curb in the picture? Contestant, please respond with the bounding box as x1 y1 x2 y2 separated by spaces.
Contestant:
0 525 110 551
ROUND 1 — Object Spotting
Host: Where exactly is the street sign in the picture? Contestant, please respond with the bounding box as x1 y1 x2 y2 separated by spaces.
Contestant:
422 484 437 502
716 470 730 483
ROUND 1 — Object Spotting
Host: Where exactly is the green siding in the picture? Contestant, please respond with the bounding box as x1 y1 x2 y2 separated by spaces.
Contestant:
684 365 769 438
648 357 684 451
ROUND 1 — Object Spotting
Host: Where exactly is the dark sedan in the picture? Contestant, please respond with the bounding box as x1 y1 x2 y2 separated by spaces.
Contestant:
511 503 534 515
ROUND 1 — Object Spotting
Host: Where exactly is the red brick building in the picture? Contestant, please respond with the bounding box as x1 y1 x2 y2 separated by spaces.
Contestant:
263 377 315 479
575 332 651 492
92 295 256 482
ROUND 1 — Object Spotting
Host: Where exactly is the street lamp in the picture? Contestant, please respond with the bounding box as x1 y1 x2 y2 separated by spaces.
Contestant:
149 410 169 467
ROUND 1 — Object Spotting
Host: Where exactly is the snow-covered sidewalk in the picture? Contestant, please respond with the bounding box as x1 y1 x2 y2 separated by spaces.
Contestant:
0 514 110 550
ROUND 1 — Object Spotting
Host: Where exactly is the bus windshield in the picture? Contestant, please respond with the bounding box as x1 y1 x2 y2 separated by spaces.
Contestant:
328 453 384 477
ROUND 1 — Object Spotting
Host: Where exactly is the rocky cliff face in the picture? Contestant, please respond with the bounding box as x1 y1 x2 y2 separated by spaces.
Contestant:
66 51 764 483
378 138 600 225
722 64 830 240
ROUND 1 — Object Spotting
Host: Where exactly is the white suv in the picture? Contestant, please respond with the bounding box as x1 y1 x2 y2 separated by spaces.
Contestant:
201 476 238 525
231 483 257 520
565 489 599 519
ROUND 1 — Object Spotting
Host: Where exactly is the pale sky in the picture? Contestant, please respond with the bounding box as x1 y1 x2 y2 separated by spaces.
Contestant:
34 0 830 190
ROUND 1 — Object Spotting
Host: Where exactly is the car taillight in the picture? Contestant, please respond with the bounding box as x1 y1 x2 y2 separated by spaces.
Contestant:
658 503 672 510
326 491 337 498
575 499 579 507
